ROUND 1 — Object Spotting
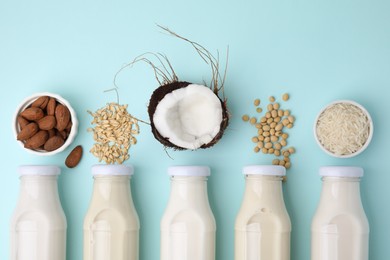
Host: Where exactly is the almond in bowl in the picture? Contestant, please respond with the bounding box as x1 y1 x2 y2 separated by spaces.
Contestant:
14 92 78 156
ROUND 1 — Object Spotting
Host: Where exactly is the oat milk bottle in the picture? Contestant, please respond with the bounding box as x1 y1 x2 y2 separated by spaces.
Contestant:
10 165 67 260
161 166 216 260
311 166 369 260
84 165 140 260
235 165 291 260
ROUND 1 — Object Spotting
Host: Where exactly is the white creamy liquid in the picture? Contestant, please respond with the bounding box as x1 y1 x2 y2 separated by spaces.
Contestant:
311 176 369 260
161 175 216 260
84 175 139 260
10 175 67 260
235 175 291 260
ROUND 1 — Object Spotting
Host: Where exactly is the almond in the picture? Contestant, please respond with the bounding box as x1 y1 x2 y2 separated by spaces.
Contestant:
57 130 68 140
65 145 83 168
17 122 39 141
47 98 56 116
48 129 56 138
44 136 64 151
55 105 70 131
31 96 49 109
20 107 44 121
24 130 49 149
17 116 30 130
37 115 56 130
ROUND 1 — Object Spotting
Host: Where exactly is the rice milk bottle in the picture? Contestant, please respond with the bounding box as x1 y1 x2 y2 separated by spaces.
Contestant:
311 166 369 260
10 165 67 260
161 166 216 260
84 165 140 260
235 165 291 260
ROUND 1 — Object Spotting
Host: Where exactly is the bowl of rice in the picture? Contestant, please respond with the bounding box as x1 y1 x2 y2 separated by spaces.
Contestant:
314 100 373 158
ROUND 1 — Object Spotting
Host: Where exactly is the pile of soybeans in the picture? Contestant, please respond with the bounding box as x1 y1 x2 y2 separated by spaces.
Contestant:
242 93 296 169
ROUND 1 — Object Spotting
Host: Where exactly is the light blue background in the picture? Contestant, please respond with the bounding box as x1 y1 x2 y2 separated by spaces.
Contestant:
1 0 389 259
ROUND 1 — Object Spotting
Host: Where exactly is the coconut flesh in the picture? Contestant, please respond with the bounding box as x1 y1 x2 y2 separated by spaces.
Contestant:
149 83 227 150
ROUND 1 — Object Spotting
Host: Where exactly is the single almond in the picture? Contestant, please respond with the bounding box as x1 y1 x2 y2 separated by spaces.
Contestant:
31 96 49 109
20 107 44 121
57 130 67 140
65 145 83 168
55 105 70 131
44 136 64 151
17 116 30 130
47 98 56 116
24 130 49 149
37 115 56 130
66 121 72 131
48 129 56 138
17 122 39 141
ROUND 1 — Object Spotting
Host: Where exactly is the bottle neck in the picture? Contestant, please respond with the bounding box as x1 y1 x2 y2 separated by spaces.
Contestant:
91 175 132 204
244 175 284 200
169 176 209 205
19 175 60 204
319 177 362 207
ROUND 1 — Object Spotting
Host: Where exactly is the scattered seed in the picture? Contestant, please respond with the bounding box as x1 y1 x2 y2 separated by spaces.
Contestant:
272 159 280 165
288 147 296 154
254 99 261 106
256 107 263 113
254 146 260 153
282 93 289 101
269 96 275 102
242 115 250 122
250 117 257 124
284 110 290 116
252 136 259 143
267 104 273 111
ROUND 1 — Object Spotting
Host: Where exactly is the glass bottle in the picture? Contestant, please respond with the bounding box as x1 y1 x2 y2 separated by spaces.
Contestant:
161 166 216 260
235 165 291 260
84 165 140 260
311 166 369 260
10 165 67 260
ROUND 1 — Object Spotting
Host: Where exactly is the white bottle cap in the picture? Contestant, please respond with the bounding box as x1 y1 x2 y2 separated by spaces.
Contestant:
18 165 61 176
92 164 134 176
168 166 210 176
243 165 286 176
319 166 363 178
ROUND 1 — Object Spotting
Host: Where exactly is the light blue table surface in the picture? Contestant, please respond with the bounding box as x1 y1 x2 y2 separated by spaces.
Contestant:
1 0 389 259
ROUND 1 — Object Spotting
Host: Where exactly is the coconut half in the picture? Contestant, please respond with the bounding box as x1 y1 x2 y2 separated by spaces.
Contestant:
148 81 229 150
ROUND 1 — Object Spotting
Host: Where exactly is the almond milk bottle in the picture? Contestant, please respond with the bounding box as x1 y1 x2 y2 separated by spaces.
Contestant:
84 165 140 260
235 165 291 260
10 165 67 260
311 166 369 260
161 166 216 260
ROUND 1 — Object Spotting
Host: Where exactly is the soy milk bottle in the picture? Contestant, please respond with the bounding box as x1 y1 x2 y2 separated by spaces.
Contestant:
311 166 369 260
161 166 216 260
84 165 140 260
235 165 291 260
10 165 67 260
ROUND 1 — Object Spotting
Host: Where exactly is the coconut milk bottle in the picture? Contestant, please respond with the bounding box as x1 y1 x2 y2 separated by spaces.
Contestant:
311 166 369 260
235 165 291 260
84 165 140 260
10 165 67 260
161 166 216 260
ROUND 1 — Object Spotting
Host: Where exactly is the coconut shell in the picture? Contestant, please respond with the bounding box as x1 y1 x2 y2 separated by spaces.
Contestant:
148 81 229 150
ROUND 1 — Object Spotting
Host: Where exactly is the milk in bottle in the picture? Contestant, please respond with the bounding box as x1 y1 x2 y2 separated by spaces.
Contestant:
10 165 67 260
311 166 369 260
161 166 216 260
235 165 291 260
84 165 140 260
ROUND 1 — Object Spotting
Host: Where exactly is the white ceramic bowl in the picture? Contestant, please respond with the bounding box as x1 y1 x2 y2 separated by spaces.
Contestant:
313 100 373 158
13 92 78 156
